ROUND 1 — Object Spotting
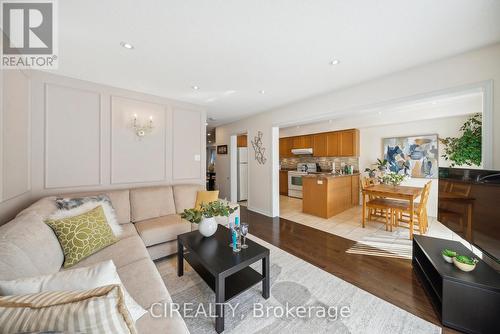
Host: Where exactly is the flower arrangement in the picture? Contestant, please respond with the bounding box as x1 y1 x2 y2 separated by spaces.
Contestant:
181 201 236 224
379 172 406 186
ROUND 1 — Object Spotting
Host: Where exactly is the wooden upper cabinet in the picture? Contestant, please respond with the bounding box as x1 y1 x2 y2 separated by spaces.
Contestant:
338 129 359 156
292 135 313 149
237 135 247 147
279 137 293 158
326 132 339 156
313 133 327 157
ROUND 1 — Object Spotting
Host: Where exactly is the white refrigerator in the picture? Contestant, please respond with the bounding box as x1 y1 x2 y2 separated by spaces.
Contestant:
237 147 248 201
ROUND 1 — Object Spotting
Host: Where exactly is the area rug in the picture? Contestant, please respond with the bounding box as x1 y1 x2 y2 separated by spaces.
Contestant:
345 231 413 259
156 235 440 334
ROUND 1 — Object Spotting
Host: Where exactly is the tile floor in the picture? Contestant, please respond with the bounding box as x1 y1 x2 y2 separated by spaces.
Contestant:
279 195 469 250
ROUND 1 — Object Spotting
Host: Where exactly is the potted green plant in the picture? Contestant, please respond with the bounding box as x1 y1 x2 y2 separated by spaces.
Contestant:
376 158 388 172
441 249 457 263
440 113 482 167
181 201 236 237
379 172 406 187
453 255 479 272
364 168 377 178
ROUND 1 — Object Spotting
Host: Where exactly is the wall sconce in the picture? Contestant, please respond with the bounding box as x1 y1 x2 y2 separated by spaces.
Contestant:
132 114 153 137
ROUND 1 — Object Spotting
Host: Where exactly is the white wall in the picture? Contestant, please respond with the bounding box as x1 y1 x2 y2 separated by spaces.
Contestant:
216 43 500 216
0 70 206 224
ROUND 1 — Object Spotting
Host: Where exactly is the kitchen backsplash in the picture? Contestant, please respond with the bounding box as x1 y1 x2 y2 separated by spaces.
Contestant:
280 156 359 172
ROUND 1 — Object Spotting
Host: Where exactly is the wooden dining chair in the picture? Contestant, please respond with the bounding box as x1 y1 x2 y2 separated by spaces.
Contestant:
391 181 432 239
361 176 386 221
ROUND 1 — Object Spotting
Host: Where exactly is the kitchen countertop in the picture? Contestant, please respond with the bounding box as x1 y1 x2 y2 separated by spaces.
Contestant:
303 172 360 179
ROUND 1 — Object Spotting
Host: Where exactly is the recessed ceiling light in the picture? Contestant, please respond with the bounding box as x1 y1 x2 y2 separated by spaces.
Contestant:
120 41 134 49
205 122 208 126
192 85 200 90
378 111 383 115
208 140 212 143
259 90 265 94
431 101 437 105
296 125 301 129
207 133 211 136
328 120 333 124
329 59 340 65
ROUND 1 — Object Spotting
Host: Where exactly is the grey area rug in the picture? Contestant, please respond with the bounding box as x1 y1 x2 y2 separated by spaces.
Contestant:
156 235 440 334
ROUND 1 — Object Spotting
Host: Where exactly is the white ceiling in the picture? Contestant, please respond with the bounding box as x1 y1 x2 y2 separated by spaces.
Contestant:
53 0 500 126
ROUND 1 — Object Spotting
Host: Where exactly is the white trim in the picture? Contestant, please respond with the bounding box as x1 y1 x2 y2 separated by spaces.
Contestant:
481 80 494 169
271 127 280 217
229 135 237 203
247 205 272 217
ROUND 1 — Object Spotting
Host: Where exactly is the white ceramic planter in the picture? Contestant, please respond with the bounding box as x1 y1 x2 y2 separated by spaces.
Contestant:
199 217 218 237
453 257 477 272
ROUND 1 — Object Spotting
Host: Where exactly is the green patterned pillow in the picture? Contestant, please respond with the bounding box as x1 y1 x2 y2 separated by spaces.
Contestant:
46 205 118 268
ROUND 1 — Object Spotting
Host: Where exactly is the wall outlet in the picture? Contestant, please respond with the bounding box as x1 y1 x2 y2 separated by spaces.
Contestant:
194 154 201 161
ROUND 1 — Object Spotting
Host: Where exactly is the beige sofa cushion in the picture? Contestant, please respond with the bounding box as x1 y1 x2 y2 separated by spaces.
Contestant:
16 196 58 219
0 212 63 280
146 241 178 260
137 300 189 334
71 235 149 269
53 189 131 225
120 223 139 239
130 186 176 222
173 184 205 213
135 215 190 247
117 258 169 308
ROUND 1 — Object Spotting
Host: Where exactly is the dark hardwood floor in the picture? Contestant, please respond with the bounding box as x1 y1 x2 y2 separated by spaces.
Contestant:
240 206 460 334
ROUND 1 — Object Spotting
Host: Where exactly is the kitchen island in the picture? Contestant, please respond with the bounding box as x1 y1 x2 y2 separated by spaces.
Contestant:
302 173 360 218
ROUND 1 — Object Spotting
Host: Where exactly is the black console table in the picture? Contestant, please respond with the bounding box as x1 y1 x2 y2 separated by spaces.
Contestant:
412 235 500 334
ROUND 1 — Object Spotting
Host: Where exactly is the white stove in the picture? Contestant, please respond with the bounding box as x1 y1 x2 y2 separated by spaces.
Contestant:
288 163 317 198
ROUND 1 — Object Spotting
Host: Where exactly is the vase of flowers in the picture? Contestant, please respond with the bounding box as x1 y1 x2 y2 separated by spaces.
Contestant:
181 201 236 237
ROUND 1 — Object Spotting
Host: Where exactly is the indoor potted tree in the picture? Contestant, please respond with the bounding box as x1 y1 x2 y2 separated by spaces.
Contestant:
181 201 236 237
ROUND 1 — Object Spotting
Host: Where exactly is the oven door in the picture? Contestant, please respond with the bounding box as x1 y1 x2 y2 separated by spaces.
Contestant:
288 172 305 198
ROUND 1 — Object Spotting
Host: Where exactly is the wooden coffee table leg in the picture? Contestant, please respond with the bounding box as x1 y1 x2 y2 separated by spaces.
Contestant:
177 239 183 277
262 255 270 299
215 274 225 333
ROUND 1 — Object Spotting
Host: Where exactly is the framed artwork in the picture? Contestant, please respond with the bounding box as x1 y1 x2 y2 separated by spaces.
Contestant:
382 134 439 178
217 145 228 154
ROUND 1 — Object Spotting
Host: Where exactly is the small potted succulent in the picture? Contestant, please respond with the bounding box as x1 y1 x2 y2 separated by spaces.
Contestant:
441 249 457 263
181 201 236 237
453 255 479 272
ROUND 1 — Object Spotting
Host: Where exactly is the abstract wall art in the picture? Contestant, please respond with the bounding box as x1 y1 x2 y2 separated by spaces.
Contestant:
382 134 438 178
251 131 267 165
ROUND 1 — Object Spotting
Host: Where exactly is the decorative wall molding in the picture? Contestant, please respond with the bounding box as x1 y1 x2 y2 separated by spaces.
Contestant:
44 83 103 189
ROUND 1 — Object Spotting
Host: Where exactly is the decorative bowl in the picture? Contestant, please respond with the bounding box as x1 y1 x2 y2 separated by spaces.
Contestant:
453 255 478 272
441 249 457 263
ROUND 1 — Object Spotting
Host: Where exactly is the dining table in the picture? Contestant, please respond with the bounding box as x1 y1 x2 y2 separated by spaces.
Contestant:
362 184 424 238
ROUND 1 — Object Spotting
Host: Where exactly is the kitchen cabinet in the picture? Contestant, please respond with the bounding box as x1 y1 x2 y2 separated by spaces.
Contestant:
292 135 313 149
326 132 339 156
339 129 359 157
279 137 293 158
302 174 359 218
237 135 247 147
351 175 359 205
279 170 289 195
313 133 328 157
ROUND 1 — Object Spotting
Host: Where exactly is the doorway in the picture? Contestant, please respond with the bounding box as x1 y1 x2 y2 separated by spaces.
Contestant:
235 133 249 207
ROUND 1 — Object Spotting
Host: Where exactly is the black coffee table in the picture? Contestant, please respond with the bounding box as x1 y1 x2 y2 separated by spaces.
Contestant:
177 226 270 333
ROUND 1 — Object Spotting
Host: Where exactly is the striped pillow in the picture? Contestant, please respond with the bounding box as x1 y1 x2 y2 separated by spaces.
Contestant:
0 284 137 334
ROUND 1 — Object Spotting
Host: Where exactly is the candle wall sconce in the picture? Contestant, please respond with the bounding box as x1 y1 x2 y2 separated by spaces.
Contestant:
132 114 154 138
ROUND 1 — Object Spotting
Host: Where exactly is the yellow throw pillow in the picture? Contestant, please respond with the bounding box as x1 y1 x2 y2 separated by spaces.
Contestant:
45 205 118 268
195 190 219 209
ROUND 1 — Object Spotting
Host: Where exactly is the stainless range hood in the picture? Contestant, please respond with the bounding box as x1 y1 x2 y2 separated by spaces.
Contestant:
291 148 313 155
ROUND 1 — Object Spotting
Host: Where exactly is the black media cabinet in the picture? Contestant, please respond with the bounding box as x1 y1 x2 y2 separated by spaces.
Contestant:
412 235 500 334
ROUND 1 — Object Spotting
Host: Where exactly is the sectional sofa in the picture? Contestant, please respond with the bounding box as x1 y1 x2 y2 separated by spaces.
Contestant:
0 184 239 333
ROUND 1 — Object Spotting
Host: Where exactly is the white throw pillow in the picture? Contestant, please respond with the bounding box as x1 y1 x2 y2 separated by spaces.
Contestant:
50 199 123 237
0 260 147 322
